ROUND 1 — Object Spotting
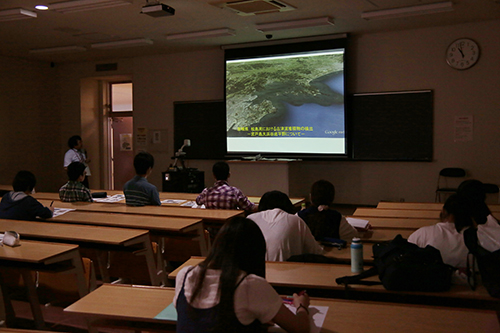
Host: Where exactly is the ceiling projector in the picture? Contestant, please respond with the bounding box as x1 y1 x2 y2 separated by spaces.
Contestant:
141 3 175 17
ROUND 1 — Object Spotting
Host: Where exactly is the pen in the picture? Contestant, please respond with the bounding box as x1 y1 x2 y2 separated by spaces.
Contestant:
50 201 54 207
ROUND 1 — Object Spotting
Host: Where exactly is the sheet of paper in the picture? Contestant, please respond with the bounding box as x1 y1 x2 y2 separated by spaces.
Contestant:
181 201 205 208
161 199 187 204
269 304 328 333
93 194 125 203
346 217 370 229
52 208 76 218
154 303 177 321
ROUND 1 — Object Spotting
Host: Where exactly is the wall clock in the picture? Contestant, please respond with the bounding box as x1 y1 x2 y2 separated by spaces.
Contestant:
446 38 480 70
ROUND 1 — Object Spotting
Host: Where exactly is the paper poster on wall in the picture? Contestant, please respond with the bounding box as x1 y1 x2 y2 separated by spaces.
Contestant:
120 133 132 151
454 115 473 142
136 127 148 147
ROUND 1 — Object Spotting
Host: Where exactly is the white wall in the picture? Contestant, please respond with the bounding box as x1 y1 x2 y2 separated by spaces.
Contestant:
1 19 499 204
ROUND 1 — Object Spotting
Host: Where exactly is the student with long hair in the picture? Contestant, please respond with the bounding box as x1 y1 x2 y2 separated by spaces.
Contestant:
298 180 358 241
408 194 474 268
174 216 310 333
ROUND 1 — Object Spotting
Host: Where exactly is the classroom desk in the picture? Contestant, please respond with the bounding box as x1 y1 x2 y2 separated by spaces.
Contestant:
33 191 305 208
0 219 160 286
352 216 438 229
39 200 244 223
64 284 499 333
169 257 497 309
0 240 87 329
353 207 441 219
377 201 500 213
323 243 374 263
49 210 208 258
357 228 414 242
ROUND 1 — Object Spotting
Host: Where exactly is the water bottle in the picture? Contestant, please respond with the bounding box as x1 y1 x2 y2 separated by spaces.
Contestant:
351 237 363 273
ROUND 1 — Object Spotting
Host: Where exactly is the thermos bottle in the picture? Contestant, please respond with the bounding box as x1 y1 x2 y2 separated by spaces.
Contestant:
351 237 363 273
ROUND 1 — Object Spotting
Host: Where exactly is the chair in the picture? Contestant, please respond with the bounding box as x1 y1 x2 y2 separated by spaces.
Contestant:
435 168 466 202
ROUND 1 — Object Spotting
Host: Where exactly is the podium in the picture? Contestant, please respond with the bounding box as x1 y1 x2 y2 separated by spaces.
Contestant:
162 168 204 193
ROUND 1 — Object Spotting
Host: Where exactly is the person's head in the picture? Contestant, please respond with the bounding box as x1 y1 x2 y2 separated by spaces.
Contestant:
212 161 230 181
12 170 36 193
457 179 490 225
204 216 266 277
68 135 82 149
441 194 474 232
258 190 295 214
134 151 154 176
67 162 86 182
310 179 335 206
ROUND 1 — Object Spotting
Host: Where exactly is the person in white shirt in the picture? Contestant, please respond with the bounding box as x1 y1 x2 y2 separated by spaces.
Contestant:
408 194 474 268
457 179 500 252
248 190 324 261
63 135 91 188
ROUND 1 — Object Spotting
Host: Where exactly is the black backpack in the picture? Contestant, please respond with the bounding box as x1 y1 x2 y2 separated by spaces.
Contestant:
463 227 500 298
336 235 455 292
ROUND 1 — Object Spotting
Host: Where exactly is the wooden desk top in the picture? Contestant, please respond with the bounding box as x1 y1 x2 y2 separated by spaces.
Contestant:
323 243 374 263
354 217 437 229
0 219 149 246
353 208 441 219
34 191 305 207
65 284 499 332
0 239 79 264
377 201 500 213
169 257 494 302
39 200 244 222
358 228 414 242
50 210 202 233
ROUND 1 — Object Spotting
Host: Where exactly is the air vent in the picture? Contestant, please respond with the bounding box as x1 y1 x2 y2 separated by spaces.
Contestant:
213 0 295 16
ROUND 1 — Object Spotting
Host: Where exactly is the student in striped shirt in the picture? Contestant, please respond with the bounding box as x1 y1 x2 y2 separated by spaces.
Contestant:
59 162 93 202
123 152 161 206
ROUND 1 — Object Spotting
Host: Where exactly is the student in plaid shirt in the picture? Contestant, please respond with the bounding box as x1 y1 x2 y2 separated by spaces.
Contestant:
59 162 93 202
196 161 255 212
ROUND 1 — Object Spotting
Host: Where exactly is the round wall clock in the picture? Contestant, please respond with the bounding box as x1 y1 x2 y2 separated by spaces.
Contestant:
446 38 480 70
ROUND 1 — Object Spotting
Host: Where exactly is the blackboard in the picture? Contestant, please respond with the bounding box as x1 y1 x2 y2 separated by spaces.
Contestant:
350 90 433 161
173 100 226 159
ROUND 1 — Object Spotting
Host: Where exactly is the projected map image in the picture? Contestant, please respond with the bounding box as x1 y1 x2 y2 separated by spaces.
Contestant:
226 51 345 140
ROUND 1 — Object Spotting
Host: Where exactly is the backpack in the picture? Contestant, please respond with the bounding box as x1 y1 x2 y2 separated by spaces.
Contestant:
463 227 500 298
336 234 455 292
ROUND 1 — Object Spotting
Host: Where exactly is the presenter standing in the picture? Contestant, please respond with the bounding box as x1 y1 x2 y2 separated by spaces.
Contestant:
64 135 91 188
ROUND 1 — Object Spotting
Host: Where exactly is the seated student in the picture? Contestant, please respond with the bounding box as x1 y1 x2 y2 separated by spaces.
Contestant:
174 216 310 333
457 179 500 252
59 162 93 202
0 171 53 220
196 161 255 211
408 194 473 268
298 180 358 242
123 151 161 206
248 190 323 261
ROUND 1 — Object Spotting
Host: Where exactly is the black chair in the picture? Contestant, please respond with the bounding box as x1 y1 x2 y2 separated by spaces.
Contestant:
435 168 466 202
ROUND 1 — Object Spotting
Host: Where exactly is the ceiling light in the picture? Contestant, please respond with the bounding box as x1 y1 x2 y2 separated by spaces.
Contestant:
361 1 454 20
35 5 49 10
48 0 132 14
91 38 154 49
0 8 37 21
30 45 87 54
166 28 236 40
255 17 334 32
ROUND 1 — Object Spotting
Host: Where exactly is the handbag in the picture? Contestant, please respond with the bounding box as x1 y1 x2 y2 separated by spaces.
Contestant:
463 227 500 298
336 234 455 292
